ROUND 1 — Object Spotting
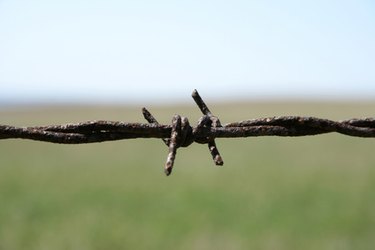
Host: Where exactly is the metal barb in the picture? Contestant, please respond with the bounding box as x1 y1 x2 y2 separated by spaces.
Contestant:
192 89 212 115
165 115 181 176
192 89 224 166
1 90 375 176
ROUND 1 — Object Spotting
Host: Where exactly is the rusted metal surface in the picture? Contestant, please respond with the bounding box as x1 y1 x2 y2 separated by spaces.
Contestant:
1 89 375 176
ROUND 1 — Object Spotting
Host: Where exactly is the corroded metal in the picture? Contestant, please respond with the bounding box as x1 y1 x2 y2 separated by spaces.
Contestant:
1 90 375 176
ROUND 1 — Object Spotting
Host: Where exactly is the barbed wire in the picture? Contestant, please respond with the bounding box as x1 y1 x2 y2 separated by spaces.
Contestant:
1 89 374 176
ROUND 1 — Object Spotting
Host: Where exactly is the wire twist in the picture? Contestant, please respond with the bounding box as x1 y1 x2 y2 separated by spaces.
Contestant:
1 89 375 176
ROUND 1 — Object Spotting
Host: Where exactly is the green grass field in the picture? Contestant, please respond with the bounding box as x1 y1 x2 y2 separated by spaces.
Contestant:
1 101 375 250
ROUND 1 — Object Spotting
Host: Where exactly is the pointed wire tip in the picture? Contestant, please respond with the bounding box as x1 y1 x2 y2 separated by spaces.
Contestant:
141 107 148 113
214 155 224 166
164 152 175 176
164 167 172 176
141 107 150 117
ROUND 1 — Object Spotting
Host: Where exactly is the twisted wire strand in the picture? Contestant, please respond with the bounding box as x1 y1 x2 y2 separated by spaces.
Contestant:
223 116 375 138
1 89 374 175
1 117 374 143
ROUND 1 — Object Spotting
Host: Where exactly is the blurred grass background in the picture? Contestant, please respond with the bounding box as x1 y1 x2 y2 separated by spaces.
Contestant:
0 101 375 250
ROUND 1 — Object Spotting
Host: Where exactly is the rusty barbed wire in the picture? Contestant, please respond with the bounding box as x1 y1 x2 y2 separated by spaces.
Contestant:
1 89 375 176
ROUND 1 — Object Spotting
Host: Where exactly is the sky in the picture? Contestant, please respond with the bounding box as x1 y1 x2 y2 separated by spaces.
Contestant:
0 0 374 104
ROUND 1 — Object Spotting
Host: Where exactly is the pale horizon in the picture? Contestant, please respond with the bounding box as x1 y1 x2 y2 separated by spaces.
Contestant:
1 0 374 105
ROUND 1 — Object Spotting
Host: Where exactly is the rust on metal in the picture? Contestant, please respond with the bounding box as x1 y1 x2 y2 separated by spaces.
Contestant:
1 89 375 176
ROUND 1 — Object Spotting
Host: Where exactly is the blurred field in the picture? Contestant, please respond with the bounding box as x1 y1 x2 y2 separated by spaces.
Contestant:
1 101 375 250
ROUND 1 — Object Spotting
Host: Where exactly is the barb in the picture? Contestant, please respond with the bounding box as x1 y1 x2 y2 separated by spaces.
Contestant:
1 90 375 176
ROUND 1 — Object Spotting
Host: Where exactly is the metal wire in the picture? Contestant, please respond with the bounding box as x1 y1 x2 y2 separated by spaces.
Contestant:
1 89 374 176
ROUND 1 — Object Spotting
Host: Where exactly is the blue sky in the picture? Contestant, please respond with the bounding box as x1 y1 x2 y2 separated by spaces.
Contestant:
0 0 374 104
